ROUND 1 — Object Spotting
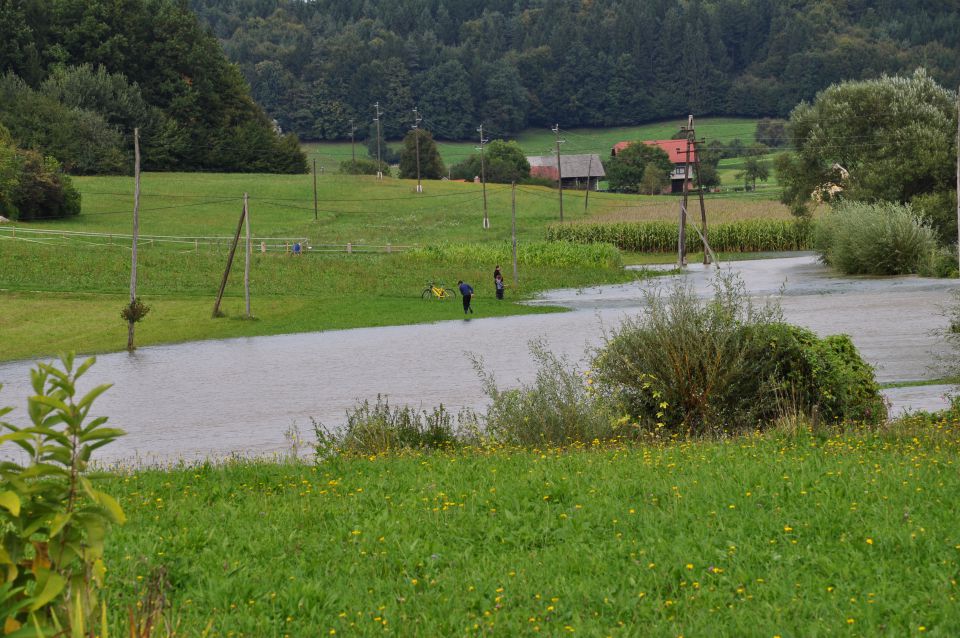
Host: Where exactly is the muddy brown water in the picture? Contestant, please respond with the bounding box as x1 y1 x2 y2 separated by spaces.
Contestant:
1 254 957 463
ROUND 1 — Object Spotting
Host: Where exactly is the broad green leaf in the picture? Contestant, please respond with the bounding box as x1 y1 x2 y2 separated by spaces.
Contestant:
80 417 109 434
78 476 94 500
75 356 96 379
48 513 70 538
92 491 126 525
77 384 111 411
79 428 125 442
0 492 20 517
0 546 12 566
27 571 64 611
29 396 69 414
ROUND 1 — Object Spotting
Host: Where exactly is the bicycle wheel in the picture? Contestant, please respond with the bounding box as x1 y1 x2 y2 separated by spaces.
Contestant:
443 288 457 299
422 288 434 300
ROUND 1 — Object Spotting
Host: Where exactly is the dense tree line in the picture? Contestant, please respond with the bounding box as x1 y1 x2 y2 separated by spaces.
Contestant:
0 0 306 174
189 0 960 141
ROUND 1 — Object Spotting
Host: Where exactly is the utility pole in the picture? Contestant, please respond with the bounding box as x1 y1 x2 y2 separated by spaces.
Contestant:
412 107 423 193
678 115 715 266
243 193 251 318
584 154 593 214
552 124 565 222
512 182 518 286
127 127 141 352
678 115 693 267
374 102 383 180
312 159 318 221
478 123 489 229
956 85 959 273
350 119 357 163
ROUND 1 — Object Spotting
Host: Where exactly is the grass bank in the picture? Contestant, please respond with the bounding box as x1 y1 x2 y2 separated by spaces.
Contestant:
102 419 960 636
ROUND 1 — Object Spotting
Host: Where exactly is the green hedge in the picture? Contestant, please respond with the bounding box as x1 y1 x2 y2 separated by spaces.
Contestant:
546 219 812 253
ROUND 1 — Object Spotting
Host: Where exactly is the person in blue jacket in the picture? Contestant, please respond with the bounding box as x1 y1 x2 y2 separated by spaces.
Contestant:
458 280 474 314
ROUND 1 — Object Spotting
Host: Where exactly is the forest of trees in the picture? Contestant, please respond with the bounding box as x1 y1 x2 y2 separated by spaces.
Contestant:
189 0 960 142
0 0 306 174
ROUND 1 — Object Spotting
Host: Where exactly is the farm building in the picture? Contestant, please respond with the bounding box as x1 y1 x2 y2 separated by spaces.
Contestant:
526 154 606 190
612 140 697 193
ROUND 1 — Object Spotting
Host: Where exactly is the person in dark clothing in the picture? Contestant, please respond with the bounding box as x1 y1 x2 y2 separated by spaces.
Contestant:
494 266 504 300
458 280 474 314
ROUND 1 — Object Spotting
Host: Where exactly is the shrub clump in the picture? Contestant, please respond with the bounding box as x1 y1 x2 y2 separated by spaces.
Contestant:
313 395 471 456
592 274 886 435
813 201 947 276
473 341 620 446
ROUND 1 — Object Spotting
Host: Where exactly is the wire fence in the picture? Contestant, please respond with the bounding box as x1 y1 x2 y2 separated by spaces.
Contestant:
0 226 415 255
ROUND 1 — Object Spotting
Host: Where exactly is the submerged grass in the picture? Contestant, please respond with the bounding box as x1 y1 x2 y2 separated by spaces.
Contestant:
101 418 960 636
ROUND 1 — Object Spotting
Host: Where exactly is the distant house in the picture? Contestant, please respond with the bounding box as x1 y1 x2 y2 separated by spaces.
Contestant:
526 153 606 190
611 140 697 194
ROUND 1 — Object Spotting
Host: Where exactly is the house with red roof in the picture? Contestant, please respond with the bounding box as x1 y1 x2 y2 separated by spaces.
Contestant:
611 140 698 194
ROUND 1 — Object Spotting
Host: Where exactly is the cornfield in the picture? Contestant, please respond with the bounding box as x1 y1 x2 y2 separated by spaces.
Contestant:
545 220 811 253
404 241 623 269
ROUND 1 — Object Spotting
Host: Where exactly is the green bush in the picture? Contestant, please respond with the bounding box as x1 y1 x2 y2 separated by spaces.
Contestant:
592 274 886 435
813 201 942 275
546 219 811 253
312 395 469 456
473 341 619 446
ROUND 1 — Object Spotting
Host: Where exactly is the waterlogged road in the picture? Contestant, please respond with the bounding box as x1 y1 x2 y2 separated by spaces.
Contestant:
0 255 956 463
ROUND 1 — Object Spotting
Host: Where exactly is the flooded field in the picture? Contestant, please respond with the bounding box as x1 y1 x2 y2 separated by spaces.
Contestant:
1 255 956 462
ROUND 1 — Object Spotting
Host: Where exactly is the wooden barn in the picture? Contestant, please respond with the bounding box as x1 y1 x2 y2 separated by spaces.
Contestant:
526 154 606 190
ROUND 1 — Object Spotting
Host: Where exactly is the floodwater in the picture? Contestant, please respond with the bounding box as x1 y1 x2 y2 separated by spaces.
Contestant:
1 254 957 463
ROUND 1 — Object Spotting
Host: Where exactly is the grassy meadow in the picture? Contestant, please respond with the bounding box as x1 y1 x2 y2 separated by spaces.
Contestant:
99 416 960 636
0 171 646 362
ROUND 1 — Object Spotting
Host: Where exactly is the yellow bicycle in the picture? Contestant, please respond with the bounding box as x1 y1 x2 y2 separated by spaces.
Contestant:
422 280 457 300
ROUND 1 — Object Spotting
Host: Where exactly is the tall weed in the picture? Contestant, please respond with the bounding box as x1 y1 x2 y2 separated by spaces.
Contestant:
312 395 473 456
472 340 620 446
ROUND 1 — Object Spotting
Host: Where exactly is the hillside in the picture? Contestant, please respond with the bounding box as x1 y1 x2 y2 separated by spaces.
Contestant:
191 0 960 142
0 0 306 174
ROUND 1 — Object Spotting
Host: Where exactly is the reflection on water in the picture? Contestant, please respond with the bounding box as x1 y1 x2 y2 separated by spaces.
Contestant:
1 256 956 462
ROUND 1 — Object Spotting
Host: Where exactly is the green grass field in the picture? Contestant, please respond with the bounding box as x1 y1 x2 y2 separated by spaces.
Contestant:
0 172 647 362
98 416 960 636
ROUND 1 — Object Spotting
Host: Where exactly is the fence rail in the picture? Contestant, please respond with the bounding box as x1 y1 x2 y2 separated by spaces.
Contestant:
0 226 414 254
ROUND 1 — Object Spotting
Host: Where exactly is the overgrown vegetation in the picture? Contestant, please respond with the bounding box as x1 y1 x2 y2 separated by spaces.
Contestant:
813 201 953 276
313 396 469 456
546 219 811 253
473 342 618 447
592 275 886 435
